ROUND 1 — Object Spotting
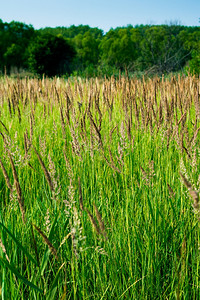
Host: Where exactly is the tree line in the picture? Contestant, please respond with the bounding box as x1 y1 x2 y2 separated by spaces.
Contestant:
0 19 199 77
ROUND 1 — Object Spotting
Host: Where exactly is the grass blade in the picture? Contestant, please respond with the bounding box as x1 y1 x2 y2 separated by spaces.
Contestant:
0 256 43 294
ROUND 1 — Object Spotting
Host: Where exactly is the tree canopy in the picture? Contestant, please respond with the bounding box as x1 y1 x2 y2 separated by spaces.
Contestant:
28 34 75 76
0 19 199 76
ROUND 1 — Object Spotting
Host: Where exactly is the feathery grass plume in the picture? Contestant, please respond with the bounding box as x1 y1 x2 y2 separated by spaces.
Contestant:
39 135 47 158
69 124 82 161
78 177 84 211
180 172 192 189
180 158 189 180
140 165 150 186
190 127 200 148
180 172 200 219
45 208 51 235
59 233 71 249
63 151 73 180
48 153 61 199
191 149 198 172
0 158 12 190
33 147 54 192
63 175 85 258
33 224 58 260
117 142 124 167
148 160 155 178
120 121 127 150
108 145 122 174
86 209 101 235
8 153 26 224
71 206 85 258
93 203 108 239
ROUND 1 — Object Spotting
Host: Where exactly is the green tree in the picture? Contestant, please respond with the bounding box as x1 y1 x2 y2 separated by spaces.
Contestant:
0 20 35 72
139 25 189 74
28 34 76 76
99 27 140 71
180 30 200 74
39 25 103 39
73 31 101 68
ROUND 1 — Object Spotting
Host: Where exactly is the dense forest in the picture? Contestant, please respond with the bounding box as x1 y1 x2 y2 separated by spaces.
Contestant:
0 19 199 77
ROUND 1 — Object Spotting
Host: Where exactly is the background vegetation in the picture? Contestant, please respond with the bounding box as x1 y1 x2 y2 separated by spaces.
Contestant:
0 19 200 77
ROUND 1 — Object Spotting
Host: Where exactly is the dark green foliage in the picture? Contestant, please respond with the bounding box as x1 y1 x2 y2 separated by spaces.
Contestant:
0 20 35 73
0 19 199 76
39 24 103 39
99 27 141 70
139 25 190 74
28 34 76 76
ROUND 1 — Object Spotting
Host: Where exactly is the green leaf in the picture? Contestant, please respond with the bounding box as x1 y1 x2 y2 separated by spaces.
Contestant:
0 222 38 266
46 262 65 300
0 257 43 293
40 248 51 276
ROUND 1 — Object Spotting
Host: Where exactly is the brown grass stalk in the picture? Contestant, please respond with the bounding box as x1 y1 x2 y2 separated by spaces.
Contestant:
33 147 54 192
78 177 84 211
0 158 12 190
8 153 26 224
0 120 9 134
93 203 108 239
180 172 200 218
86 209 101 235
88 111 103 148
167 183 176 197
33 224 58 260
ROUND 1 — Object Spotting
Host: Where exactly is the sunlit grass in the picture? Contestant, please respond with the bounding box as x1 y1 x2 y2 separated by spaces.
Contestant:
0 75 199 299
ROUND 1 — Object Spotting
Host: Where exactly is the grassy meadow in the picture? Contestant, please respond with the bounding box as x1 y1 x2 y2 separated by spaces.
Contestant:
0 74 199 299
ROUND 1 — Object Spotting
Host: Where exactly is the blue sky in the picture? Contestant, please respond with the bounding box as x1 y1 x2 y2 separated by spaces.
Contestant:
1 0 199 32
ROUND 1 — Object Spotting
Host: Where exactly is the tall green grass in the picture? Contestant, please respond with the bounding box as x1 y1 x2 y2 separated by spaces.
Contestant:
0 75 199 299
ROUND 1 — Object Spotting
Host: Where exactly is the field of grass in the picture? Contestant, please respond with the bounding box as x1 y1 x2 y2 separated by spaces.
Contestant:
0 74 199 299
